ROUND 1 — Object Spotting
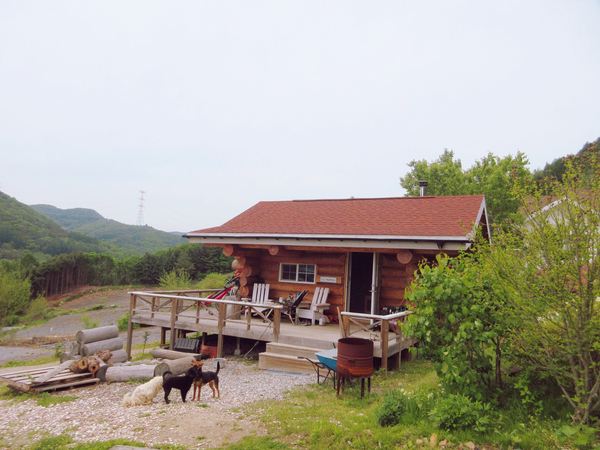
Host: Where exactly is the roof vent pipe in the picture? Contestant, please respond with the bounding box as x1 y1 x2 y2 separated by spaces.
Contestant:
419 181 428 197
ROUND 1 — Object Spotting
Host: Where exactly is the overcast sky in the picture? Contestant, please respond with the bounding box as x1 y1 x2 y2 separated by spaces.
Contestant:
1 1 599 233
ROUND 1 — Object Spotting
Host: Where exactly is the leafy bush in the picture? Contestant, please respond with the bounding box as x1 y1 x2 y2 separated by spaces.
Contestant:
429 393 492 432
197 272 230 290
117 312 139 332
80 314 99 330
376 389 407 427
159 268 192 290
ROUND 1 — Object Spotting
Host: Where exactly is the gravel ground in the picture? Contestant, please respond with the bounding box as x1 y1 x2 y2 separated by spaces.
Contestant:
0 359 316 449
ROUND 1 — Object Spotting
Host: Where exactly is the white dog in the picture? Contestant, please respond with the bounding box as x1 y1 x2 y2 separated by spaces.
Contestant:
122 376 163 406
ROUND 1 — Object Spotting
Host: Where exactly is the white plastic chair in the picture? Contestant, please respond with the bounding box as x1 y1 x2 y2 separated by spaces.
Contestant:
297 287 330 325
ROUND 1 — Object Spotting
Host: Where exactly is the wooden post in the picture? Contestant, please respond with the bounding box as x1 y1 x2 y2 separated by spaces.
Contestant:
246 305 251 331
217 302 226 358
195 300 200 324
381 319 389 372
160 327 166 347
151 296 156 319
342 314 350 339
169 298 178 350
273 308 281 343
126 293 135 360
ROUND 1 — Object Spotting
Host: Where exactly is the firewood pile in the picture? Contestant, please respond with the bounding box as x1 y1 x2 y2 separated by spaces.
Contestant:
60 325 128 366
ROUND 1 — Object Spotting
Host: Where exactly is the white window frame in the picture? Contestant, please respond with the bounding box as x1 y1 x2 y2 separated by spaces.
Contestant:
279 263 316 284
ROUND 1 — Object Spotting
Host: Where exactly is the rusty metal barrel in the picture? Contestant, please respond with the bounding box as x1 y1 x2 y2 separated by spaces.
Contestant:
336 338 373 379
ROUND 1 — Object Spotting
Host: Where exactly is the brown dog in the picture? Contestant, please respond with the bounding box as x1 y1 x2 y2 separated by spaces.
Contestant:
191 360 220 400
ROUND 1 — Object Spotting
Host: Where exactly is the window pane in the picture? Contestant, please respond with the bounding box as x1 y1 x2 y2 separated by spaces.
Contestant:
281 264 297 281
298 264 315 283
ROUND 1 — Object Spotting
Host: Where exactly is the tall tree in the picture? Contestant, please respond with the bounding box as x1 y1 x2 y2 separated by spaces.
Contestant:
481 154 600 425
400 150 530 225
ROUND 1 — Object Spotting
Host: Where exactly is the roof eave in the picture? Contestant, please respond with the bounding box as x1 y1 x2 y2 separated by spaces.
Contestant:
184 232 473 251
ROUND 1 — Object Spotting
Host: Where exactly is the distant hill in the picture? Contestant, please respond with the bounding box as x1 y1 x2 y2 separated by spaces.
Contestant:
0 191 133 260
74 219 186 254
533 136 599 183
30 204 104 230
30 203 186 254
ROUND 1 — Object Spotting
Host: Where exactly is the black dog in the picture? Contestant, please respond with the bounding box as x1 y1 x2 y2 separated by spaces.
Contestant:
162 366 198 404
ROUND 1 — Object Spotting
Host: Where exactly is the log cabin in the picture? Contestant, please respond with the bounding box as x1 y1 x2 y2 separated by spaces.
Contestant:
184 194 490 318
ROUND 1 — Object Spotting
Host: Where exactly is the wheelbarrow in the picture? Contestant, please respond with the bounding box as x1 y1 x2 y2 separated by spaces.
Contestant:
299 348 338 388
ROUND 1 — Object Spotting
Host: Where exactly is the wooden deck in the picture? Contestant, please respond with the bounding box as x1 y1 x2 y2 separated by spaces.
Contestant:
126 290 416 370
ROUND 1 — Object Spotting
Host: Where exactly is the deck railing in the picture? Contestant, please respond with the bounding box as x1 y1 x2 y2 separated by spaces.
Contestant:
126 291 283 359
340 310 413 371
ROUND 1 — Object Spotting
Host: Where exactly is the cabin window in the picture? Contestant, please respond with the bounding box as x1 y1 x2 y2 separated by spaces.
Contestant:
279 263 316 283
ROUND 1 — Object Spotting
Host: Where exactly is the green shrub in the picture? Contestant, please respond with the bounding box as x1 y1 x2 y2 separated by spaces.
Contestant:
429 393 492 432
80 314 99 330
159 268 193 290
197 272 230 290
376 389 407 427
117 312 140 332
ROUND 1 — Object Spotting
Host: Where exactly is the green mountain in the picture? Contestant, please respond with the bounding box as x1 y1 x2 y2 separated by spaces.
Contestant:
0 191 132 260
74 219 186 254
30 204 104 230
30 203 186 254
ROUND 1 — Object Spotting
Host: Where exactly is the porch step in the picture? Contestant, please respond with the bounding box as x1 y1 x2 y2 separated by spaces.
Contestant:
264 342 324 359
258 342 328 373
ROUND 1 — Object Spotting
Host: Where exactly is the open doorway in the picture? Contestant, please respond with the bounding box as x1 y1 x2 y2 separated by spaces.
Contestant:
348 252 374 314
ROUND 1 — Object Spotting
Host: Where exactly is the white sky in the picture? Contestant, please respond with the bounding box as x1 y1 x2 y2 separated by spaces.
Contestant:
1 1 599 233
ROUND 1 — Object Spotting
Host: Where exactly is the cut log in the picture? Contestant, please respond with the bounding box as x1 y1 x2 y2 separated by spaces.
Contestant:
69 358 88 374
222 244 238 256
94 349 113 363
232 259 242 270
109 349 128 364
76 325 120 345
405 263 419 276
151 349 201 360
396 249 413 264
241 265 261 277
59 352 82 364
104 365 156 382
82 356 101 375
238 286 250 298
239 276 262 287
96 361 109 381
267 246 300 257
153 356 195 377
70 342 81 355
235 256 260 267
81 337 124 356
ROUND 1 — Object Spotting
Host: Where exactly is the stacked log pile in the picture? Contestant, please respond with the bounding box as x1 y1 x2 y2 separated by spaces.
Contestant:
60 325 128 365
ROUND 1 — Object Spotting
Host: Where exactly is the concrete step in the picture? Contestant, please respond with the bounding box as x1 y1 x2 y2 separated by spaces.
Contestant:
258 352 317 373
265 342 324 359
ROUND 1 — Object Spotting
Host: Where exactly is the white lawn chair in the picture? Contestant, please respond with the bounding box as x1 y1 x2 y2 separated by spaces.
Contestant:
297 287 330 325
246 283 272 320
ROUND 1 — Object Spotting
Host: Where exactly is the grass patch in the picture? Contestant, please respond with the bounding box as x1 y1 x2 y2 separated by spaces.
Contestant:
28 435 149 449
0 355 59 368
234 360 573 450
36 392 78 407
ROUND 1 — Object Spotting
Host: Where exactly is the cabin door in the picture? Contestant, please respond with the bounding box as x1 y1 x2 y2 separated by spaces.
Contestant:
347 252 380 314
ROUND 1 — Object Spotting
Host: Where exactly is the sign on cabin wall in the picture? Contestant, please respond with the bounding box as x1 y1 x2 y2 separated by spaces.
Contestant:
320 276 339 283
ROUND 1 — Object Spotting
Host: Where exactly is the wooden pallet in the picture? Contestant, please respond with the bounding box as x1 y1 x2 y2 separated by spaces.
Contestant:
0 365 99 393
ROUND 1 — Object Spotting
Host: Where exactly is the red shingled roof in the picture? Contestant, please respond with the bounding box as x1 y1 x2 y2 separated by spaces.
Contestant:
189 196 486 238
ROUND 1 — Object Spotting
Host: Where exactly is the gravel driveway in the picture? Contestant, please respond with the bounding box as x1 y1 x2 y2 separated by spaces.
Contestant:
0 360 316 449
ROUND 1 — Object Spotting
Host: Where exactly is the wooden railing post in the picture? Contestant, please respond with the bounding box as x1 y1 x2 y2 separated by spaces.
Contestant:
126 293 136 360
273 308 281 343
151 296 156 319
169 298 178 350
381 319 389 372
342 314 350 338
217 303 227 358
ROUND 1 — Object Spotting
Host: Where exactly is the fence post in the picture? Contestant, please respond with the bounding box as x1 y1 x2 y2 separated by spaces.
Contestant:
126 293 136 360
273 308 281 343
217 302 227 358
381 318 389 371
169 298 178 350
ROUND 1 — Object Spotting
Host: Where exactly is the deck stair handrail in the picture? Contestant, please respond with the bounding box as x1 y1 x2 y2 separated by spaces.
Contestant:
340 310 413 371
127 291 283 359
